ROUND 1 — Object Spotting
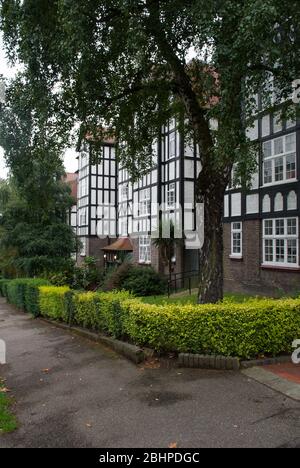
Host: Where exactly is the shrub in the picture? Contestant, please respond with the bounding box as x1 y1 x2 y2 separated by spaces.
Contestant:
102 262 132 291
35 286 300 359
120 266 167 296
73 290 131 338
6 279 31 309
0 279 10 297
39 286 71 321
123 298 300 358
4 278 50 315
24 279 51 317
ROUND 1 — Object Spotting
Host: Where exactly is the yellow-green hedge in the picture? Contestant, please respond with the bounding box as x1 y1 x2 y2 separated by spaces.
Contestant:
38 287 300 359
73 290 131 338
122 298 300 358
39 286 71 322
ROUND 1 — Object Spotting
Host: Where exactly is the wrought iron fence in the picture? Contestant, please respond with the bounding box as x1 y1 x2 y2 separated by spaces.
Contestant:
166 270 199 297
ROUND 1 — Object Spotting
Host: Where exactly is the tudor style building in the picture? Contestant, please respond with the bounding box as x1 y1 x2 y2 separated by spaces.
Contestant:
224 101 299 295
76 120 201 276
74 99 300 295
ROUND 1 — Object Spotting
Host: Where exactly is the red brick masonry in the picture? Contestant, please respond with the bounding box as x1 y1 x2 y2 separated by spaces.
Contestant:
263 363 300 385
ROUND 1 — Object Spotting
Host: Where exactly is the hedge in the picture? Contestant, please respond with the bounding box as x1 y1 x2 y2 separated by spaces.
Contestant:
4 278 50 316
122 298 300 359
24 279 51 317
0 279 10 298
39 286 71 322
38 287 300 359
73 291 131 338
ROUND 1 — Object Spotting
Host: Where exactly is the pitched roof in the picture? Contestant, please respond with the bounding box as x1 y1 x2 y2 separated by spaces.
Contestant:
102 237 133 252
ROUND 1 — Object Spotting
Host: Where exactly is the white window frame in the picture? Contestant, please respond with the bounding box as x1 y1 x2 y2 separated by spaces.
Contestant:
139 188 151 217
230 222 243 258
167 183 176 209
262 133 297 187
79 208 87 227
168 131 176 160
139 236 151 264
262 217 299 267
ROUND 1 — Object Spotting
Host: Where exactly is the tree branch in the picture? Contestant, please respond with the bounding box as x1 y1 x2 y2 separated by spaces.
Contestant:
143 0 214 162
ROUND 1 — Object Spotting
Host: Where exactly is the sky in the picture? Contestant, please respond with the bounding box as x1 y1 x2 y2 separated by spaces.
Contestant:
0 33 78 180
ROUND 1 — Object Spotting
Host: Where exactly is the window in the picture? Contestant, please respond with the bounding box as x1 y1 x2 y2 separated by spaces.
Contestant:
262 133 296 186
231 222 243 257
168 131 176 159
261 115 271 137
79 208 87 226
139 188 151 216
80 177 89 197
263 218 298 267
167 183 175 209
139 236 151 263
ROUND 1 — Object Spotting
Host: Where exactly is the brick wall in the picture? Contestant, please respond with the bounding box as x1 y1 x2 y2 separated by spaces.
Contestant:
224 220 300 296
77 237 116 269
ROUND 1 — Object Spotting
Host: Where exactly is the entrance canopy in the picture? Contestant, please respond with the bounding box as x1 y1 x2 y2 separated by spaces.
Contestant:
102 237 133 252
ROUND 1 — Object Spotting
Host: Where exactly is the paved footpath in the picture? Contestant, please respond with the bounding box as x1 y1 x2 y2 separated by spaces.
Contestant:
0 298 300 448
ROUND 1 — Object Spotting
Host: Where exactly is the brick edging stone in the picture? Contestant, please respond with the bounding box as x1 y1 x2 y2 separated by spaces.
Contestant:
37 318 292 371
179 353 292 370
178 353 240 370
39 318 145 364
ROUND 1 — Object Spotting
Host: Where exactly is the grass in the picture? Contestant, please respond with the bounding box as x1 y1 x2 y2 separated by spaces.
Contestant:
141 291 264 305
0 378 17 434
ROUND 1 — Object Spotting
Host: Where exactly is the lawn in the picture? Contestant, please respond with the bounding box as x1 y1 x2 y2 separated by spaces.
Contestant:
0 378 17 434
141 291 263 305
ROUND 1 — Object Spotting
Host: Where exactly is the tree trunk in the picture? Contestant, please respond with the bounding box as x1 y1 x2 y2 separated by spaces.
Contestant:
197 182 226 304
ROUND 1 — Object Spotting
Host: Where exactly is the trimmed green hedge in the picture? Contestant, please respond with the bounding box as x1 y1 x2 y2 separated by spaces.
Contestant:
39 286 71 322
0 279 10 298
4 278 50 315
122 298 300 358
38 287 300 359
24 279 51 317
73 291 131 338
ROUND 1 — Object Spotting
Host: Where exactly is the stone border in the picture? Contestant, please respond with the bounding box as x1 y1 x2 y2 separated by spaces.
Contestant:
39 318 145 364
179 353 292 371
178 353 240 370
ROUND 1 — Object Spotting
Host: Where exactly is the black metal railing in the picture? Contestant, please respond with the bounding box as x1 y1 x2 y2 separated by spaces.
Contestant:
166 270 199 297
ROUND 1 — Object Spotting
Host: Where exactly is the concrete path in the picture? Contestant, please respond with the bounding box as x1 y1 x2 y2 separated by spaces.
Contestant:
0 298 300 448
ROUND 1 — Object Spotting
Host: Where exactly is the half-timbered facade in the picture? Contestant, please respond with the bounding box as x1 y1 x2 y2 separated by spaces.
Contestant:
75 98 300 295
224 96 300 295
76 140 117 266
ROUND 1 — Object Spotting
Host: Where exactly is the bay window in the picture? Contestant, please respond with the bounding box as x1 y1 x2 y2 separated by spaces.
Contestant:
263 218 298 267
262 133 296 186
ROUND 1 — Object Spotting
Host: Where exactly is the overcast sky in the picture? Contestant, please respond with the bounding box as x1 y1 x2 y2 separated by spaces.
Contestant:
0 33 78 180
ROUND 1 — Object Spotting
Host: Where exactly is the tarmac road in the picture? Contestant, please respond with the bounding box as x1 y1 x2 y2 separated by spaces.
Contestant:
0 298 299 448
